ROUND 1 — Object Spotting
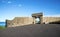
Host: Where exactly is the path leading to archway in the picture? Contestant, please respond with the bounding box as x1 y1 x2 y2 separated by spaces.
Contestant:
0 24 60 37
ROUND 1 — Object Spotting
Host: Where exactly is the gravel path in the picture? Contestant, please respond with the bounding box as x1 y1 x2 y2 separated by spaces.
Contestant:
0 24 60 37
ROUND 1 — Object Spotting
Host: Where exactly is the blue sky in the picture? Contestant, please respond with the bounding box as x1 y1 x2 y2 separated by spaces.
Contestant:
0 0 60 22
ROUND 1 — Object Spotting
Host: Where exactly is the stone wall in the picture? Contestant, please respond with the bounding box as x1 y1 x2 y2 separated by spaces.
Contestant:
6 17 34 27
6 17 60 27
43 17 60 24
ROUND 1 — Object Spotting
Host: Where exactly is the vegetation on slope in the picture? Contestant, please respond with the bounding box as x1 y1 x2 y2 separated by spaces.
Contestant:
0 26 6 30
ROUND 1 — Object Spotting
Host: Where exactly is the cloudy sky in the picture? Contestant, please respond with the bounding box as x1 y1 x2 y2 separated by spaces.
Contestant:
0 0 60 22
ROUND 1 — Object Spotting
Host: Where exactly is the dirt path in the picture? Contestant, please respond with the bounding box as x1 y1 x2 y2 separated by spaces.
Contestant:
0 24 60 37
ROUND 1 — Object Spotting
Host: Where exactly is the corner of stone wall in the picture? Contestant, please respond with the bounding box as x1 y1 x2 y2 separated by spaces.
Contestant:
5 19 12 27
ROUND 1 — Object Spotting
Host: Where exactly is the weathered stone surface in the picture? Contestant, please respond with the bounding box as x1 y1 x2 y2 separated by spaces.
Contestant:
6 17 34 27
43 17 60 24
6 17 60 27
6 13 60 27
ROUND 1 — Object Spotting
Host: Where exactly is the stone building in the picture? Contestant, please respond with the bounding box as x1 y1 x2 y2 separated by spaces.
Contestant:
6 13 60 27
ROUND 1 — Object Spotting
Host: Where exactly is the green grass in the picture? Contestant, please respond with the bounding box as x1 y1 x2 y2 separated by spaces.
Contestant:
0 26 6 30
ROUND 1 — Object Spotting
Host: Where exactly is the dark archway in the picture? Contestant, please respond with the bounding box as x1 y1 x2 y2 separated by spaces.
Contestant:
32 13 43 24
35 17 40 24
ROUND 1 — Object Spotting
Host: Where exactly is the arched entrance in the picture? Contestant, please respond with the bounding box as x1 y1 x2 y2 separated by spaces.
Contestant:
32 13 43 24
35 18 40 24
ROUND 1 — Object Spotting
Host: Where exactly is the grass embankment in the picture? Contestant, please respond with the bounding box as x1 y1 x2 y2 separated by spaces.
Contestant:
0 26 6 30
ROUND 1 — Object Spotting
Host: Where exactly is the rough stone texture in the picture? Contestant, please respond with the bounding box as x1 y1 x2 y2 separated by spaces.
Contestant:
6 17 34 27
6 17 60 27
32 13 43 24
43 17 60 24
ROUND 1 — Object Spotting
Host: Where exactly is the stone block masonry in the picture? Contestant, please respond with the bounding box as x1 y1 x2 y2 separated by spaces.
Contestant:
6 17 34 27
6 13 60 27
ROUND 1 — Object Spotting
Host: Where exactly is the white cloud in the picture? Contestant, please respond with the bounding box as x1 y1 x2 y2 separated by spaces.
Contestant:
18 4 22 7
7 1 12 4
2 0 12 4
